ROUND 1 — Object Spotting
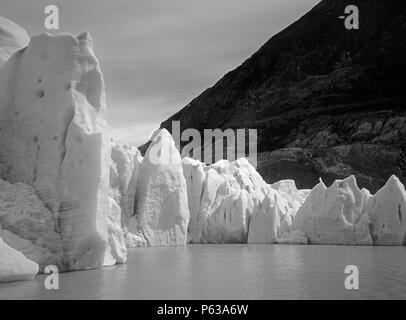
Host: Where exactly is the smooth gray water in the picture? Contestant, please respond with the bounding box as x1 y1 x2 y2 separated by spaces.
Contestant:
1 245 405 300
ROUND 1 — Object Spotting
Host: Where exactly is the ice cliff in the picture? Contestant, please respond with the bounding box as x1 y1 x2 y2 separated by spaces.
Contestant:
0 236 38 283
181 155 406 246
0 20 113 274
182 157 305 244
292 175 406 246
292 176 373 245
136 129 190 246
366 176 406 245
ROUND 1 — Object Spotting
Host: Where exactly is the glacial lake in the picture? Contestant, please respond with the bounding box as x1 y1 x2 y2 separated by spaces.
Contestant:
1 245 405 300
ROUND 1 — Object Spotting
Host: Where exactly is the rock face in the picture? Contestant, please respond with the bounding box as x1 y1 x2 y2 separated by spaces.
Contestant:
136 129 190 246
293 176 373 245
0 236 39 283
0 32 111 270
0 179 62 269
366 176 406 245
160 0 406 192
0 17 29 68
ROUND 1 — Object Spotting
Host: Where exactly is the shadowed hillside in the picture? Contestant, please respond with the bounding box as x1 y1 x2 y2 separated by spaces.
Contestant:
158 0 406 192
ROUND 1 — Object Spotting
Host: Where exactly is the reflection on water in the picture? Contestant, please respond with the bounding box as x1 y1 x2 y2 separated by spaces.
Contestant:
1 245 405 299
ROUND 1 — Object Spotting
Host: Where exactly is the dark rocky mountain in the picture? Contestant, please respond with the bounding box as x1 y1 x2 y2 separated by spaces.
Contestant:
159 0 406 192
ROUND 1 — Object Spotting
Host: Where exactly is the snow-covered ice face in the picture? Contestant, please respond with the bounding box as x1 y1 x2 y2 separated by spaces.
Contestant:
0 16 29 68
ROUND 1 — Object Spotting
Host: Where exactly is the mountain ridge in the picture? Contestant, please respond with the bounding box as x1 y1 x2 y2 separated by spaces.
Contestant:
158 0 406 192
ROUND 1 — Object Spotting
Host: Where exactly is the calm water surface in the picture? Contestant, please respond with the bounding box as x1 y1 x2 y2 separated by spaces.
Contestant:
1 245 405 299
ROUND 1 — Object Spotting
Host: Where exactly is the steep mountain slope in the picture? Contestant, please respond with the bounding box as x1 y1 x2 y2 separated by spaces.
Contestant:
160 0 406 192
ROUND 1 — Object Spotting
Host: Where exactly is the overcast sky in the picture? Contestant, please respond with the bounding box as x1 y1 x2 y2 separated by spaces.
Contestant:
1 0 319 146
